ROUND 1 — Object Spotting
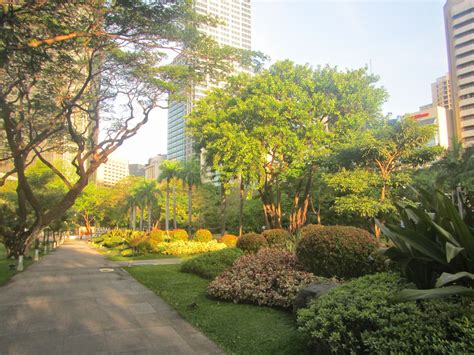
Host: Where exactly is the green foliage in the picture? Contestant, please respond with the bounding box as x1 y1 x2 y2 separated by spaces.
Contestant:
149 229 166 243
208 248 317 309
120 249 134 257
378 188 474 300
297 272 474 354
181 248 244 280
296 225 377 278
156 240 226 256
193 229 213 242
262 229 292 249
218 234 238 247
236 233 268 253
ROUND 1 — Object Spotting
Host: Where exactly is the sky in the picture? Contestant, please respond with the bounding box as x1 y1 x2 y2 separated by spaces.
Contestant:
116 0 448 164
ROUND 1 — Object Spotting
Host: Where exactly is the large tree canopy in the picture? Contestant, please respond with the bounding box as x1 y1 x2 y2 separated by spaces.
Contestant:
0 0 263 257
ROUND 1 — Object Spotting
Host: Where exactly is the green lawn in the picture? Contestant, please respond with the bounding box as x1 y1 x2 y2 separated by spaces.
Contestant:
127 265 310 355
0 243 16 286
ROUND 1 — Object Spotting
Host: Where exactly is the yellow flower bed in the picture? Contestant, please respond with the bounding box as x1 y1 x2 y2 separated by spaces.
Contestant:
157 240 227 256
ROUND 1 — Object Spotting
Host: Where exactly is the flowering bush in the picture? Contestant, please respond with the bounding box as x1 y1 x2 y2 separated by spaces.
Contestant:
218 234 238 247
169 229 189 241
181 248 244 279
194 229 213 242
149 229 166 243
155 240 226 256
208 248 317 309
236 233 268 253
262 229 291 249
296 225 377 278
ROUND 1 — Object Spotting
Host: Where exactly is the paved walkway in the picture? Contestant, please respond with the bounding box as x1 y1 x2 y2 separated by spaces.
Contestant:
0 241 224 355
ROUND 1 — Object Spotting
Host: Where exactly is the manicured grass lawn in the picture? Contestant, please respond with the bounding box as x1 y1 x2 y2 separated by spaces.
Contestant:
0 243 36 286
127 265 310 355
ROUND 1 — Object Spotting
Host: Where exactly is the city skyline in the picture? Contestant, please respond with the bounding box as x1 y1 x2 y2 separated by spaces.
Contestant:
116 0 449 164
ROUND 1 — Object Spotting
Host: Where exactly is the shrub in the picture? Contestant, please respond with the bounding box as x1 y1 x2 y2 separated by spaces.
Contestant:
193 229 213 242
102 234 125 248
297 272 474 354
169 229 189 241
379 189 474 300
236 233 268 253
208 248 318 309
120 249 134 257
156 240 226 256
128 233 148 248
218 234 238 247
181 248 244 279
296 225 376 278
262 229 291 249
149 229 166 243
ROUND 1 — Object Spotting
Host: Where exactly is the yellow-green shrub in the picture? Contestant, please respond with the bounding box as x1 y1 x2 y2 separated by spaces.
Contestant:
169 229 189 241
236 233 268 253
219 234 238 247
149 229 166 243
194 229 213 242
156 240 226 256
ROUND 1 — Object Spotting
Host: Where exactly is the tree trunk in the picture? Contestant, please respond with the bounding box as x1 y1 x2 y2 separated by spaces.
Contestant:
289 166 314 232
187 183 193 237
172 181 177 230
148 201 152 231
220 183 227 235
165 180 170 232
131 201 136 230
239 177 244 236
139 205 144 230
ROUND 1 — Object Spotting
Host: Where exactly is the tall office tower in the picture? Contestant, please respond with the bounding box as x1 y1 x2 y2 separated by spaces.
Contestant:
431 74 453 110
167 0 252 161
444 0 474 147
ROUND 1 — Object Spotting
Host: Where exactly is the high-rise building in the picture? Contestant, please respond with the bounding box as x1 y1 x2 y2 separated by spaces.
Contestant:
167 0 252 161
145 154 167 180
431 74 453 110
129 164 145 177
444 0 474 147
95 156 129 187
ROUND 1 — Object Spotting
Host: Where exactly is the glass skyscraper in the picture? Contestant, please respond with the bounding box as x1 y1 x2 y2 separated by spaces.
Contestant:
167 0 252 161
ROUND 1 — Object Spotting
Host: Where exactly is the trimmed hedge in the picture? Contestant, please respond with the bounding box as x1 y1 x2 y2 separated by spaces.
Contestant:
169 229 189 241
296 225 376 278
236 233 268 253
297 272 474 354
218 234 238 247
208 248 317 309
181 248 244 279
262 229 291 249
194 229 213 242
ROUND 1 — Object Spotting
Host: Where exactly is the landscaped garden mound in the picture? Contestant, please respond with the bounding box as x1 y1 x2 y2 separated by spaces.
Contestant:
208 248 320 309
297 272 474 353
181 247 244 279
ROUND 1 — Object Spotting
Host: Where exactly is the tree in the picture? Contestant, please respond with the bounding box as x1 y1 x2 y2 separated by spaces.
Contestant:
326 116 443 240
189 61 387 232
73 184 110 234
133 179 161 231
0 1 262 257
179 158 201 236
159 160 181 231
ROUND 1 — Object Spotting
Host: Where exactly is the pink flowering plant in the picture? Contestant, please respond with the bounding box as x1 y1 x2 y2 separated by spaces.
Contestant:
207 248 319 309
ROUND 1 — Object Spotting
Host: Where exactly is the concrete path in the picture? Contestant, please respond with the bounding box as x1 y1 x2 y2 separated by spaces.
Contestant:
0 241 224 355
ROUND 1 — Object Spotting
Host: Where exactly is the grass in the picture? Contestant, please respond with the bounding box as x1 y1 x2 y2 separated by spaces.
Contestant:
127 264 310 355
0 243 37 286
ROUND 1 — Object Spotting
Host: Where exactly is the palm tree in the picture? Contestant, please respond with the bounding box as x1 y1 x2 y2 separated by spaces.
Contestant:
133 180 161 231
159 160 181 232
179 158 202 236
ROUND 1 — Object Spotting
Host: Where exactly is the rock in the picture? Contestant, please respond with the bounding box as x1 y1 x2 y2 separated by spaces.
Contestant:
293 282 339 314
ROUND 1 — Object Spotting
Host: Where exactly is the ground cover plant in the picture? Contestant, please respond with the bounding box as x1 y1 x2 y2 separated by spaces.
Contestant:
296 225 377 278
127 264 311 355
181 248 244 279
297 272 474 354
208 248 318 308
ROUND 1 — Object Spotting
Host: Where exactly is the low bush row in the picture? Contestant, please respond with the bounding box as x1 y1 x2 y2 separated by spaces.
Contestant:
181 248 244 279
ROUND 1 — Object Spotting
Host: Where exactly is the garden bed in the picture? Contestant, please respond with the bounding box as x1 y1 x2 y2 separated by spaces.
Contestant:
127 264 310 355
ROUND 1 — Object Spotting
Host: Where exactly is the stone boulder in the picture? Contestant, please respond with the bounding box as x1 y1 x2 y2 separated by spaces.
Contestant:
293 282 339 314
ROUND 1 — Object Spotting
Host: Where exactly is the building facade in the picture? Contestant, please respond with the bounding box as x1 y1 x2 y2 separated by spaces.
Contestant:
431 74 453 110
144 154 167 180
167 0 252 161
444 0 474 147
410 104 450 148
95 156 129 187
129 164 145 177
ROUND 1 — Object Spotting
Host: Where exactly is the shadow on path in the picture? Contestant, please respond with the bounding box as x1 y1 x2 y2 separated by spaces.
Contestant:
0 240 223 355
